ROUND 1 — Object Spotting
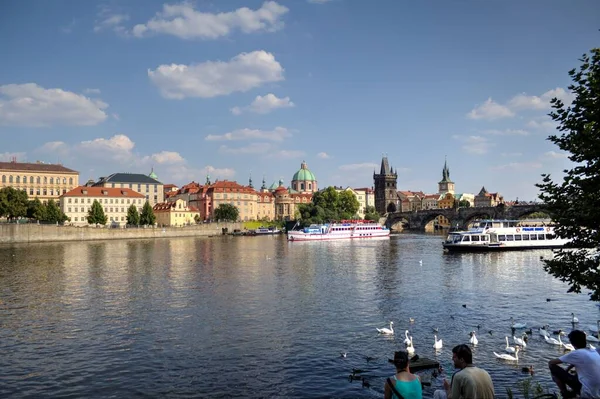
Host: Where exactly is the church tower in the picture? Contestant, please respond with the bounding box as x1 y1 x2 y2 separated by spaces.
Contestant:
438 158 455 195
373 155 398 214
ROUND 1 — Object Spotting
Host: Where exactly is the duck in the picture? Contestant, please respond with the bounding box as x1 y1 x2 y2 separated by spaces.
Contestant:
525 328 533 335
552 329 565 336
571 313 579 324
377 321 394 335
362 377 371 388
521 365 534 375
469 331 478 346
513 334 527 348
433 335 443 350
494 346 519 361
510 317 527 329
505 336 517 354
407 337 416 355
403 330 411 346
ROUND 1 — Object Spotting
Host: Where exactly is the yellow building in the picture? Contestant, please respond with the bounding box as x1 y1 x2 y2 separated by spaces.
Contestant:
153 198 200 227
206 180 258 222
437 192 455 228
93 171 164 207
60 186 145 226
0 160 79 204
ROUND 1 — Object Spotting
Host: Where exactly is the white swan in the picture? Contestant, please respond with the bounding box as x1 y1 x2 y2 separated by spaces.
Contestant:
377 321 394 335
407 336 415 355
586 332 599 343
403 330 411 346
539 326 550 338
510 317 527 329
505 336 516 354
433 335 443 350
469 331 478 346
513 334 527 348
590 343 597 350
545 334 562 345
571 312 579 324
494 346 519 361
559 335 575 351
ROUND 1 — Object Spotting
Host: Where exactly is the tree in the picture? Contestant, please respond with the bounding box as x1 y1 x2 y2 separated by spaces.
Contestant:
87 199 107 225
45 199 68 223
458 200 471 208
27 198 46 221
214 203 239 222
0 187 28 220
536 48 600 301
139 201 156 225
194 214 201 224
364 206 380 222
338 190 360 219
126 204 140 225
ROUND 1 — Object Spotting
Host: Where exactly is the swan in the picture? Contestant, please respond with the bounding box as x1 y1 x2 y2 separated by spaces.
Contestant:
433 335 443 350
377 321 394 335
505 336 516 354
494 346 519 361
539 325 550 338
571 313 579 324
559 335 575 351
469 331 478 346
407 337 415 355
510 317 527 329
513 334 527 348
586 332 599 343
545 334 562 345
403 330 411 346
590 343 597 350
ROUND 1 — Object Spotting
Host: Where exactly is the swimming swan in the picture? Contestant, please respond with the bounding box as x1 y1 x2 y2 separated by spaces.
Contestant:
513 334 527 348
559 335 574 351
510 317 527 329
544 334 562 345
407 337 415 355
505 336 516 354
377 321 394 335
494 346 519 361
469 331 478 346
403 330 411 346
433 335 443 350
571 313 579 324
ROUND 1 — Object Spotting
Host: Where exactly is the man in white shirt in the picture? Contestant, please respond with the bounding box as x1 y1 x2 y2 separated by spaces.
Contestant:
548 329 600 399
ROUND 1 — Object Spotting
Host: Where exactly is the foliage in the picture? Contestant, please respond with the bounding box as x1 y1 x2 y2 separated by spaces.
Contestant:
139 201 156 225
45 200 69 223
0 187 28 220
297 187 361 225
214 203 239 222
458 200 471 208
364 206 380 221
126 204 140 225
194 214 201 223
536 48 600 301
27 198 46 221
87 199 107 225
526 211 550 219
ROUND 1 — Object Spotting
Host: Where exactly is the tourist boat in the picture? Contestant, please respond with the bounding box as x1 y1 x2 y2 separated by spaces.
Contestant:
287 220 390 241
254 226 281 235
443 219 569 252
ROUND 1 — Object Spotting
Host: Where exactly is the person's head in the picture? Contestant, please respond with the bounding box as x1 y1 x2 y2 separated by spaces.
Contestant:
452 344 472 369
567 330 587 349
392 351 410 371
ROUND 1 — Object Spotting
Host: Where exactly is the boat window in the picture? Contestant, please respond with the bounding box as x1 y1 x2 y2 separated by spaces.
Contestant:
498 235 506 241
482 235 489 241
462 236 471 242
546 233 555 240
506 235 514 241
530 234 537 241
472 235 480 242
522 234 529 241
515 234 522 241
538 234 545 240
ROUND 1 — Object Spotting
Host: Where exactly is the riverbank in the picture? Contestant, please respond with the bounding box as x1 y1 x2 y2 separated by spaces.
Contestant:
0 222 243 244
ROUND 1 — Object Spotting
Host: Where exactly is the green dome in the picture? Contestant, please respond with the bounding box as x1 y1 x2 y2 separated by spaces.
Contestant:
292 161 316 182
149 168 158 180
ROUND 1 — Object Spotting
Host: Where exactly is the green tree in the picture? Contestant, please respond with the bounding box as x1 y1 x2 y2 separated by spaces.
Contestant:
87 199 107 225
458 200 471 208
194 214 201 224
139 201 156 225
27 198 46 221
338 190 360 219
364 205 380 221
214 203 239 222
536 48 600 301
0 187 28 221
44 199 68 223
126 204 140 225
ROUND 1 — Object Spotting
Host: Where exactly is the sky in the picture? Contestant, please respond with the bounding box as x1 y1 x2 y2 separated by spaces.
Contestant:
0 0 598 201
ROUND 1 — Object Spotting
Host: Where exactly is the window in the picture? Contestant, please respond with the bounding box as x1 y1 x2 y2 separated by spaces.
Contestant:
36 189 40 195
111 183 115 188
530 234 537 241
16 176 20 183
68 207 71 212
74 198 78 204
43 189 47 195
546 234 555 240
87 199 91 204
50 178 53 184
29 188 33 195
37 177 41 184
515 235 522 241
506 235 514 241
81 207 84 212
462 236 471 242
69 178 73 185
498 235 506 241
63 178 66 184
146 184 149 191
522 234 530 241
50 189 53 196
538 234 545 240
75 217 78 221
1 175 5 183
472 235 480 242
9 175 13 183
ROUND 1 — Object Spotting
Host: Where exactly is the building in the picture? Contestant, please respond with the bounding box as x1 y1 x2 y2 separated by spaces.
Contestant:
272 185 312 221
0 160 79 205
153 198 199 226
352 187 375 218
291 161 318 194
373 155 398 214
93 171 164 206
60 186 145 226
163 184 178 197
438 159 455 195
474 186 504 207
455 193 475 207
204 180 258 221
397 191 425 212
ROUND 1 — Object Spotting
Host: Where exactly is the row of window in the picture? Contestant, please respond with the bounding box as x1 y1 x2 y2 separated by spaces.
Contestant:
110 183 158 193
68 207 143 214
67 197 143 205
462 234 556 242
72 216 128 222
1 175 74 185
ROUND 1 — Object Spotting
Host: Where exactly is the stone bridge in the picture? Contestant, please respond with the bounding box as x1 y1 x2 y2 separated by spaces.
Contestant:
385 204 548 231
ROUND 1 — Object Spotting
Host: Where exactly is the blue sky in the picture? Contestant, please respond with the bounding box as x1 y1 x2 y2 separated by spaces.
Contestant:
1 0 598 201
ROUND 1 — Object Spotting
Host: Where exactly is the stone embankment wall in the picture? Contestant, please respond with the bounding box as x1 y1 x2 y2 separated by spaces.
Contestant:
0 223 243 244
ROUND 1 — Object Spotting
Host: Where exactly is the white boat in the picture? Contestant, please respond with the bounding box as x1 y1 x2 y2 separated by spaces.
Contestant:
287 220 390 241
254 226 281 235
442 219 569 252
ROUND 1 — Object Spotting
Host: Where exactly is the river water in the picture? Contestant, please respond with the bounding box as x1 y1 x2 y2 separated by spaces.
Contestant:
1 234 598 398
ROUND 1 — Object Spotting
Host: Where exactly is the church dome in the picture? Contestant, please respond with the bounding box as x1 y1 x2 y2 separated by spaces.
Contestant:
149 168 158 180
292 161 316 182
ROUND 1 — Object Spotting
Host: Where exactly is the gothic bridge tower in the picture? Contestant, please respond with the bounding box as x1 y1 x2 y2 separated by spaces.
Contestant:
374 155 398 214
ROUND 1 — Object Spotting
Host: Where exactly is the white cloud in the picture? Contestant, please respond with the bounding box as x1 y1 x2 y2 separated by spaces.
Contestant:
500 152 523 157
78 134 135 163
0 83 108 127
148 51 284 99
0 152 26 162
491 162 542 171
317 152 330 159
339 163 378 171
543 151 569 160
526 119 556 131
508 87 574 110
94 12 129 35
452 135 494 154
467 98 514 120
132 1 288 40
231 93 294 115
219 143 273 154
143 151 185 165
206 126 291 141
482 129 530 136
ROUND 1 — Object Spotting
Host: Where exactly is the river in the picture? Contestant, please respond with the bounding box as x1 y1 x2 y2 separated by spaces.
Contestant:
1 234 598 398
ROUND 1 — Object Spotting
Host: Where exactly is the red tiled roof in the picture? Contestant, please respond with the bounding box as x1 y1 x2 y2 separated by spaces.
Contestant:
0 161 78 174
61 186 145 198
164 184 178 189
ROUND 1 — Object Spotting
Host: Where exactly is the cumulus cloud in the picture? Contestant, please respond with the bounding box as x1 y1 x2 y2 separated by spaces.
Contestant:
508 87 574 110
94 7 129 35
206 126 291 141
148 51 284 99
78 134 136 163
231 93 294 115
467 98 514 120
0 83 108 127
543 151 569 160
317 152 330 159
132 1 288 40
219 143 273 154
143 151 185 165
452 135 494 154
526 119 557 131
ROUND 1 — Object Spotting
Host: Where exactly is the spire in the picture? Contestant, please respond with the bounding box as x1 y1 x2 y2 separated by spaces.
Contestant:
248 172 253 188
205 174 211 185
261 175 266 190
380 155 390 175
439 157 453 183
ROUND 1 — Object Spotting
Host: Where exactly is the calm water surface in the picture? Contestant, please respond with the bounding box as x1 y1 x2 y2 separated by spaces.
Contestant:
1 234 598 398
